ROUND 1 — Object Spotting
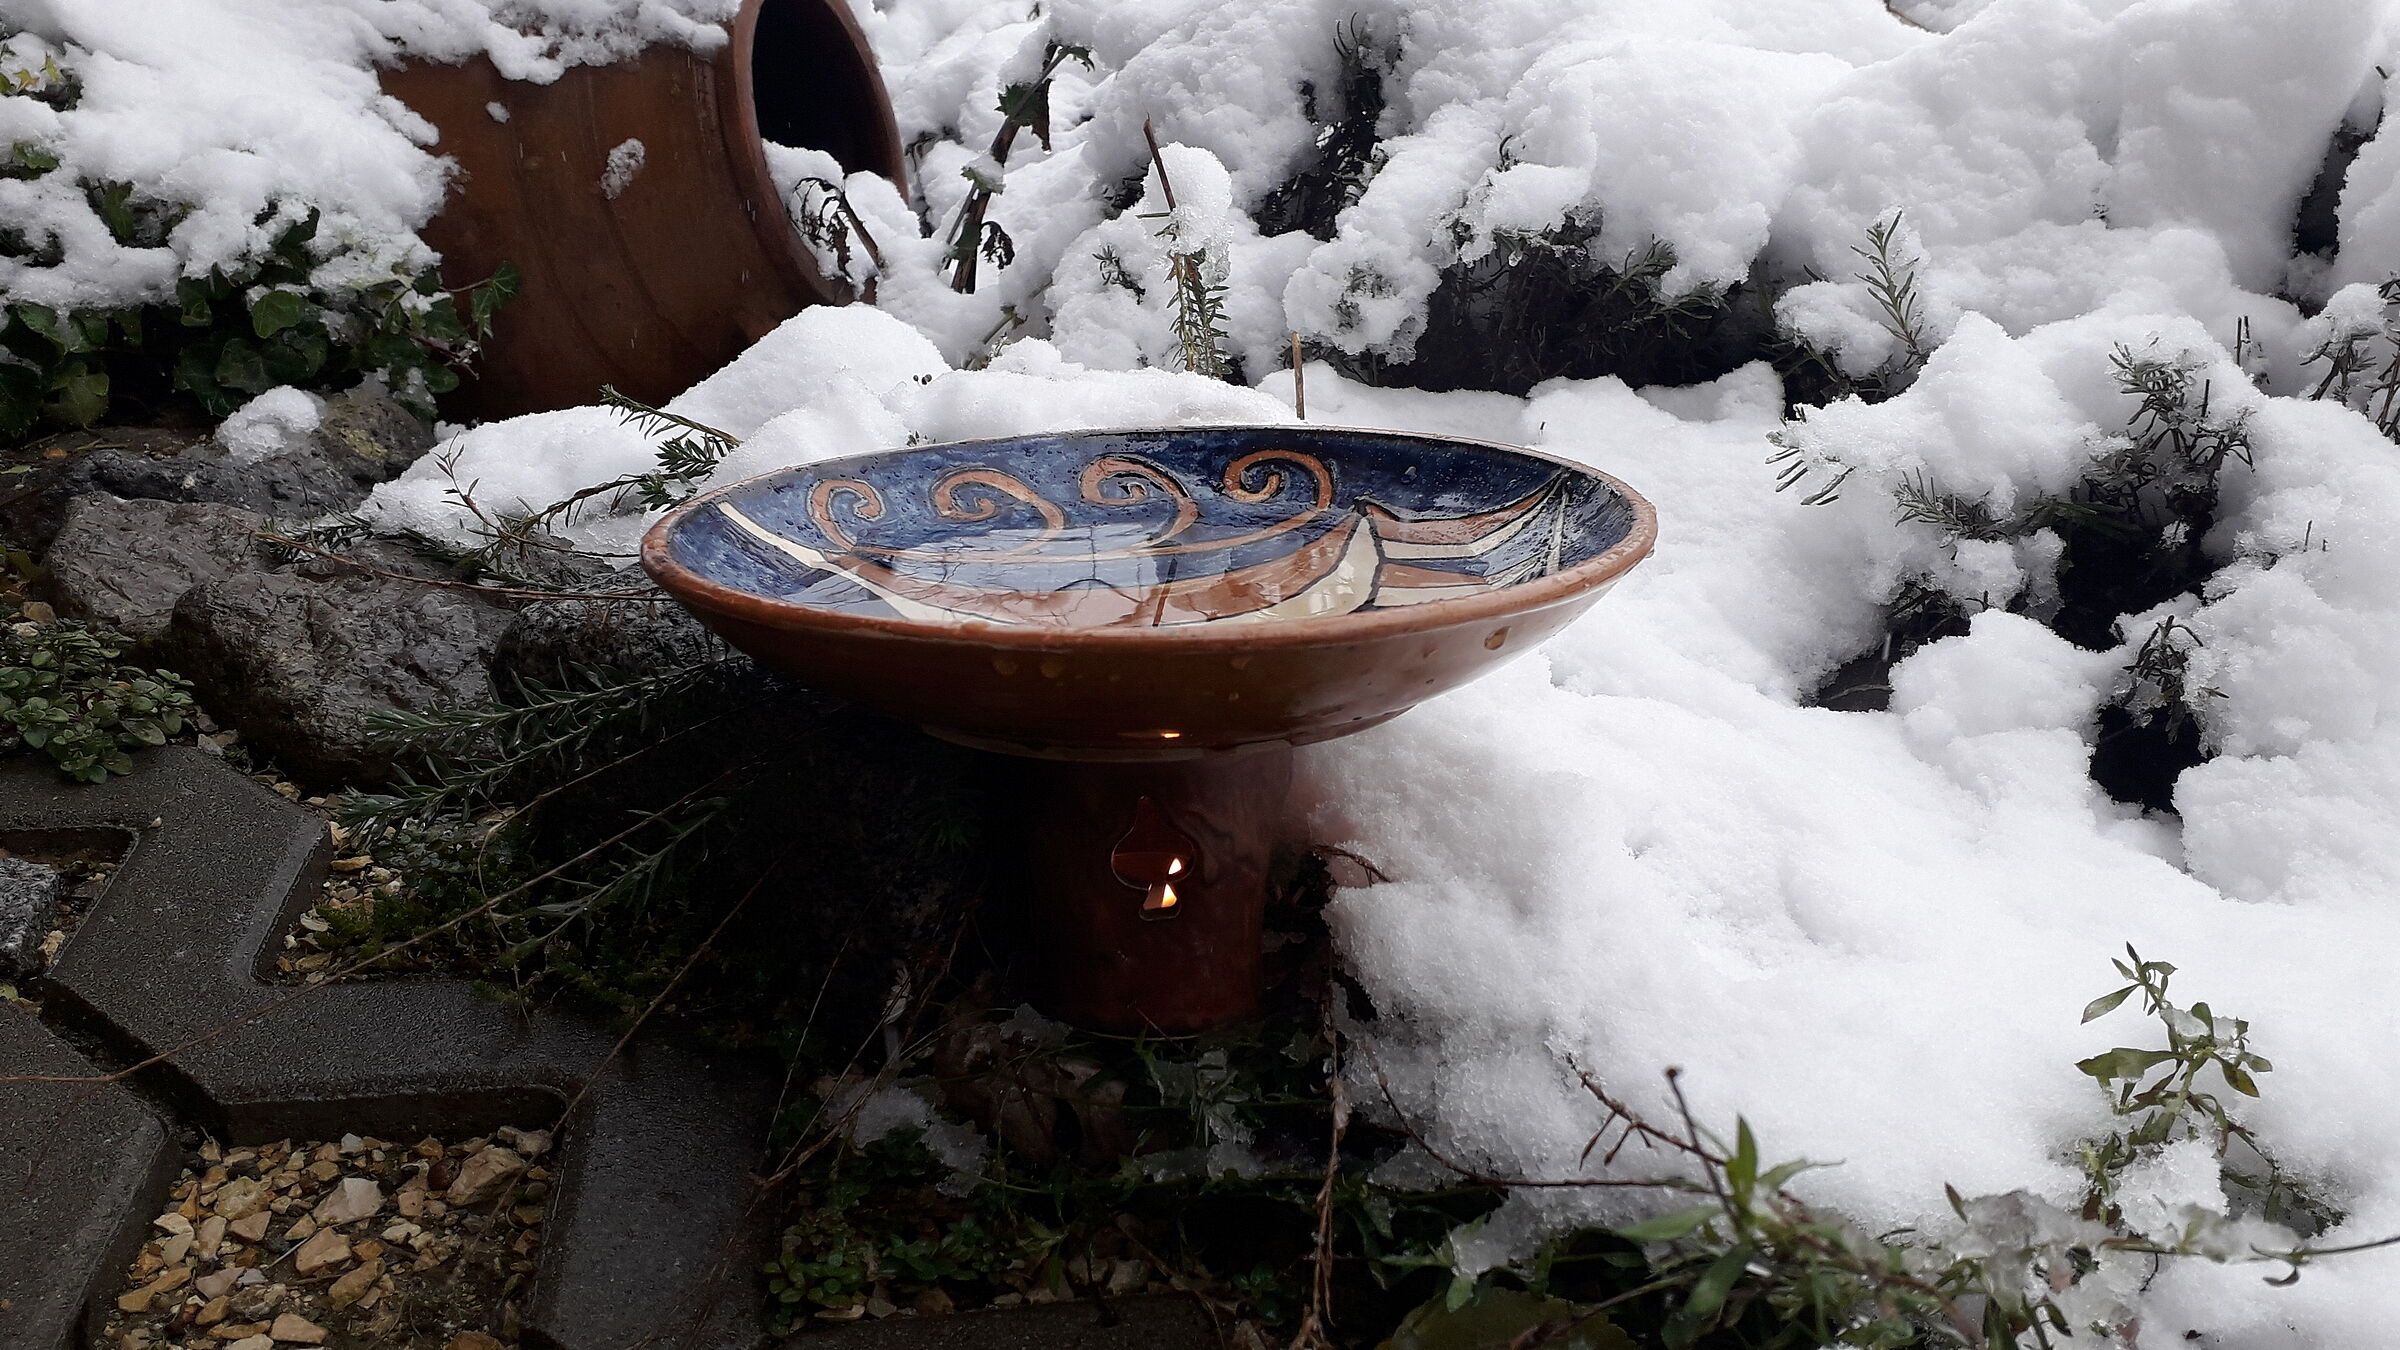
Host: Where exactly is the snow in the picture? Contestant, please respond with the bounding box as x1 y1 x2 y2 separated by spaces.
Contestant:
598 137 645 199
36 0 2400 1338
215 386 326 464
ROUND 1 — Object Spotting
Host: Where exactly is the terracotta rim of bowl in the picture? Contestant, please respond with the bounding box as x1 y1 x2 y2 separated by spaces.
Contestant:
640 425 1658 651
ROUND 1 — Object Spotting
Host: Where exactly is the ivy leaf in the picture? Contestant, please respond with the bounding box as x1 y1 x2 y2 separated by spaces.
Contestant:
262 325 329 385
13 303 71 353
249 289 305 338
174 344 235 418
176 278 214 327
214 338 270 395
0 362 42 438
469 261 520 332
88 180 137 245
45 363 108 426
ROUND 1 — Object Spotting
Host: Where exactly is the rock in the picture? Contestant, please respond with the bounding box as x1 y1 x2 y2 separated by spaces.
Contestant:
0 390 434 553
227 1211 271 1243
162 542 516 785
195 1215 228 1260
0 857 62 979
495 1125 551 1158
194 1269 238 1301
490 575 722 688
115 1264 189 1313
226 1337 274 1350
325 1258 381 1310
911 1288 955 1317
44 496 271 642
209 1177 269 1221
443 1144 526 1206
266 1313 326 1345
310 1176 382 1226
445 1334 505 1350
151 1212 193 1237
289 1227 350 1275
1105 1257 1149 1295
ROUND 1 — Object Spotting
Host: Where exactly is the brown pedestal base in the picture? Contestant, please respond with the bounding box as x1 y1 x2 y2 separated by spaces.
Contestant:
1010 747 1295 1036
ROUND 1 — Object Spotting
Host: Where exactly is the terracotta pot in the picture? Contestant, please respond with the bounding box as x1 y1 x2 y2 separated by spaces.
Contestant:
380 0 905 419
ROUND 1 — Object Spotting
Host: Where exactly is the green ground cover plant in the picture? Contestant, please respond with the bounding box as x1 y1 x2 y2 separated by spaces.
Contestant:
0 600 195 782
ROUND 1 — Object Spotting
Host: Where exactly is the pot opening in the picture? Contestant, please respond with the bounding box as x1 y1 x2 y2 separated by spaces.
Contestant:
751 0 897 178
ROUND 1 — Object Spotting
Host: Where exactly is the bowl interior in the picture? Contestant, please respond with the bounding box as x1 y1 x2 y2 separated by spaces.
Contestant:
657 427 1645 632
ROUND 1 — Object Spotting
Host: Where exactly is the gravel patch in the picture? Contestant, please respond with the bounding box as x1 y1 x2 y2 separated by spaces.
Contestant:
101 1129 555 1350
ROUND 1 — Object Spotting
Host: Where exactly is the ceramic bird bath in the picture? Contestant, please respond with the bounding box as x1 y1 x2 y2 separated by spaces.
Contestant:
643 426 1655 1033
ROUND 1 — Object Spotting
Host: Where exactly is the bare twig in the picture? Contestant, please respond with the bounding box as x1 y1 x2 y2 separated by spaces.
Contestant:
1287 1007 1348 1350
1359 1047 1706 1194
1143 119 1180 211
1291 333 1307 421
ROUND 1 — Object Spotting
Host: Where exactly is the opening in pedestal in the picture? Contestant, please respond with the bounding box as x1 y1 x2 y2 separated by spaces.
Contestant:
1009 748 1295 1036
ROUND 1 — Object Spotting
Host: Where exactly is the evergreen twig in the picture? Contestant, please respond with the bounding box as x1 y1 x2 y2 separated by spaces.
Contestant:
1853 209 1931 378
1142 119 1234 380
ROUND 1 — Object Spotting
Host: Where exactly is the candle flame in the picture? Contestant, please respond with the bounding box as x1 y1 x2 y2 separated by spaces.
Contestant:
1144 881 1180 912
1168 857 1184 875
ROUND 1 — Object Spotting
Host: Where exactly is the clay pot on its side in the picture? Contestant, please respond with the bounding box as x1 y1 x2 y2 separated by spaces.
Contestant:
379 0 906 419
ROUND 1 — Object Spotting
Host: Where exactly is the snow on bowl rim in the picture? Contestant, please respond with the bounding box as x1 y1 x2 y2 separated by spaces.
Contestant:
640 424 1659 654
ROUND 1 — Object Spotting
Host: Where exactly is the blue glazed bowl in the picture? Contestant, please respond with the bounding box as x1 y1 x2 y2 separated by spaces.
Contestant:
644 426 1655 758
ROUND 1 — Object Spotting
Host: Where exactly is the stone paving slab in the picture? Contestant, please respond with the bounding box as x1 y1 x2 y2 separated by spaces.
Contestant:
0 751 1226 1350
0 749 774 1350
0 1004 182 1350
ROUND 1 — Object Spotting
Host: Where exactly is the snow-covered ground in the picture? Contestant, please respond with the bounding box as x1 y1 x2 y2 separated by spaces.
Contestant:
13 0 2400 1339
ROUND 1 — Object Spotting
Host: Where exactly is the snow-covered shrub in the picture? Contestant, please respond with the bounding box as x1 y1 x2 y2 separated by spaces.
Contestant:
0 0 766 440
0 29 523 436
1771 321 2263 805
2296 278 2400 438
